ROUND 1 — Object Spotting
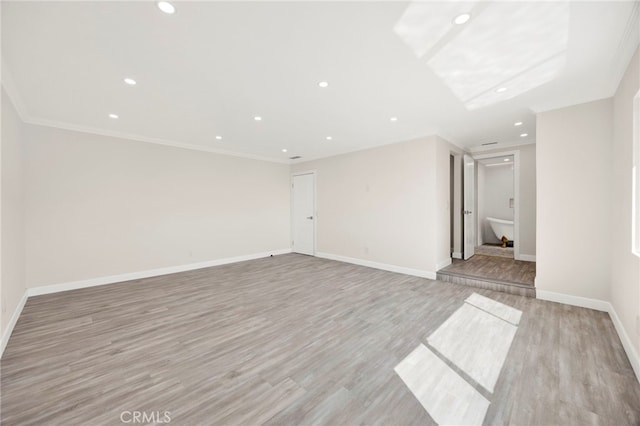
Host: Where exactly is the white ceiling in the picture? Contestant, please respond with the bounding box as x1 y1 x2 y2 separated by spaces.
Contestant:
2 1 639 163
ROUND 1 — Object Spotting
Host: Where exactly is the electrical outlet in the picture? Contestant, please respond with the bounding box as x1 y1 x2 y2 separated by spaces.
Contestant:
364 247 369 255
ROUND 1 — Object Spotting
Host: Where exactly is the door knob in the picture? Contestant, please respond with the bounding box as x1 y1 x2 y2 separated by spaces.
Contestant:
307 216 313 220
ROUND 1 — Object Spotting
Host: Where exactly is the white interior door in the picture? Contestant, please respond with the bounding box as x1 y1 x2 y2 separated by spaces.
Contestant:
292 173 315 255
463 155 475 260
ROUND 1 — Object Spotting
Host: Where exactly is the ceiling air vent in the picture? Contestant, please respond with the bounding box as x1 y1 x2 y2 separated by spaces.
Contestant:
289 156 302 160
481 142 498 146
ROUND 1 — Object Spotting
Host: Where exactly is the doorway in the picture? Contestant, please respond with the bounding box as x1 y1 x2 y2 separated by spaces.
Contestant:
476 154 515 259
474 151 521 260
463 154 476 260
449 152 463 260
441 150 536 296
291 172 316 255
462 153 519 260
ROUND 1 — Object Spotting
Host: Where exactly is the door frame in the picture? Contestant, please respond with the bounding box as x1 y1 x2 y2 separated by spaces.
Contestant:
451 152 463 259
463 154 476 260
473 150 521 260
291 170 317 256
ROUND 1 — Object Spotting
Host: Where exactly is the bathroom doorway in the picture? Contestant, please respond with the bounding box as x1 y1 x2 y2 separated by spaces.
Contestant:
476 154 515 259
439 148 536 297
474 151 521 260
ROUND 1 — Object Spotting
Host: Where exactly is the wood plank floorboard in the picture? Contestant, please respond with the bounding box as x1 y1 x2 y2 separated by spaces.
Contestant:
475 244 514 259
440 254 536 286
1 253 638 425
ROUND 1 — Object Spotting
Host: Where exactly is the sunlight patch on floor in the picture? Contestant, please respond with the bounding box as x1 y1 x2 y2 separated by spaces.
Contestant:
427 302 518 393
394 344 490 425
396 293 522 424
465 293 521 326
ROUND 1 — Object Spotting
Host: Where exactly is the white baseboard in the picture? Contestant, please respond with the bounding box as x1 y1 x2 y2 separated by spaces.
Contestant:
537 289 639 383
436 258 452 270
1 290 28 357
608 304 640 383
517 254 537 262
316 252 436 280
27 249 292 297
452 252 463 260
536 290 610 312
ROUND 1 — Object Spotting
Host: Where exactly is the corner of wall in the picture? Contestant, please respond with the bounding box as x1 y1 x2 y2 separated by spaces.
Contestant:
1 87 27 348
536 290 640 383
0 290 27 358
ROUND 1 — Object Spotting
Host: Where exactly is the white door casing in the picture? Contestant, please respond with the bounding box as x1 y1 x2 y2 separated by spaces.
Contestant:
292 172 316 255
463 154 475 260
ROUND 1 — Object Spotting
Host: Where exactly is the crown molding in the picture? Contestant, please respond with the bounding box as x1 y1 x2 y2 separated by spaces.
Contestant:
290 133 451 164
24 116 289 164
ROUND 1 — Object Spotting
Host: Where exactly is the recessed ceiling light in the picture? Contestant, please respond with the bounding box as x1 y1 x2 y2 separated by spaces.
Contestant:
496 87 507 93
157 1 175 14
520 133 528 137
108 113 119 119
254 116 262 121
123 78 137 86
390 117 398 122
453 13 471 25
215 136 222 140
318 81 329 88
282 148 288 153
326 136 333 140
514 121 523 126
504 158 510 162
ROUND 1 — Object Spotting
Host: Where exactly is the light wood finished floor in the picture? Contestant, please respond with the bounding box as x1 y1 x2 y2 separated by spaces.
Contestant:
440 255 536 286
475 244 514 259
2 254 639 425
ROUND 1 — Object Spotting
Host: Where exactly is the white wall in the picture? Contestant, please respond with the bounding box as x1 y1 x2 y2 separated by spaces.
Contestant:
611 47 640 356
519 144 537 257
1 89 26 338
291 136 459 275
536 98 613 301
23 124 291 287
480 164 514 244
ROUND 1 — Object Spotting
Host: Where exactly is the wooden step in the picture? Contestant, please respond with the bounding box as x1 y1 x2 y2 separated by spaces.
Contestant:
436 270 536 298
